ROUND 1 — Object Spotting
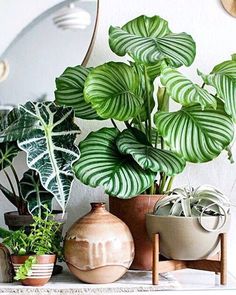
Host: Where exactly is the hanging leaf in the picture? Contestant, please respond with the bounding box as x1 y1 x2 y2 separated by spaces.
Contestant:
20 169 54 216
55 65 102 120
109 15 196 67
116 128 185 175
0 142 19 170
84 62 143 121
161 65 217 109
198 56 236 122
73 128 155 199
11 102 81 212
155 104 234 163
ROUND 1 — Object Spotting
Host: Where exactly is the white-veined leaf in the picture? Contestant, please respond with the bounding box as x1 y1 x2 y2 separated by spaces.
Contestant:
109 15 196 67
155 104 234 162
161 65 217 109
116 128 185 175
198 56 236 122
84 62 143 121
73 127 155 199
16 102 80 212
20 169 54 216
55 65 102 120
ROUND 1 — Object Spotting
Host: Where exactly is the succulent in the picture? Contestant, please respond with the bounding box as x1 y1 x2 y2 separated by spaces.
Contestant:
153 185 231 231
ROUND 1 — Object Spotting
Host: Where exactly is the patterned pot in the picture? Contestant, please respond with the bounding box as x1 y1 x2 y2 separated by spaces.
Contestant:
64 202 134 284
109 195 164 270
11 254 55 286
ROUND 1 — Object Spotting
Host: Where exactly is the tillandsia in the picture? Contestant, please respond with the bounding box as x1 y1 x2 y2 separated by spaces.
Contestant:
153 185 231 231
55 15 236 198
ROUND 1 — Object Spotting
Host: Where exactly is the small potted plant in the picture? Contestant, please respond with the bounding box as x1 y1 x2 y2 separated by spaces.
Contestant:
0 101 80 229
146 185 231 260
55 14 236 269
0 213 62 286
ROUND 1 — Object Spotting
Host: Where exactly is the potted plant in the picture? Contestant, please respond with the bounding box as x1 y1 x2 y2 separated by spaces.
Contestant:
0 213 62 286
54 15 235 269
146 185 231 260
0 101 80 229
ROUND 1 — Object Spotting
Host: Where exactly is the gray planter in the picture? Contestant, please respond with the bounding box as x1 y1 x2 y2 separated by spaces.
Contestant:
145 214 230 260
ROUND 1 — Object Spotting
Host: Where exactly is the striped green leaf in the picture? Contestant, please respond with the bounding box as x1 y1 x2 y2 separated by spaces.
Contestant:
55 65 102 120
161 66 217 109
0 142 19 170
199 56 236 122
20 169 54 216
73 128 155 199
116 128 186 175
16 102 80 212
109 15 196 67
155 104 234 163
84 62 143 121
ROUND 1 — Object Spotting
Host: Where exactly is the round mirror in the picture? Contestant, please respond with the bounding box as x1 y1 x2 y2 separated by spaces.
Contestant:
0 0 99 106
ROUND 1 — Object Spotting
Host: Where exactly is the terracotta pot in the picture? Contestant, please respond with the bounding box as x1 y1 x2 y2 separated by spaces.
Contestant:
109 195 164 270
11 254 55 286
64 202 134 284
146 215 230 260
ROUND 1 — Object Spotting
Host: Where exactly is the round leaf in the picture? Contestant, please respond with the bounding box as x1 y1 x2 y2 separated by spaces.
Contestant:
109 15 196 66
161 66 217 109
155 104 234 163
55 65 102 120
73 128 155 199
84 62 143 121
116 129 186 175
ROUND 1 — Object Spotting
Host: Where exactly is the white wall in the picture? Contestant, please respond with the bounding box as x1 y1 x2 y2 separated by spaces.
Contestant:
0 0 236 276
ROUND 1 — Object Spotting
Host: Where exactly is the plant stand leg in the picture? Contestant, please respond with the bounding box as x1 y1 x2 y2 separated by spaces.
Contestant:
152 233 159 285
220 233 227 285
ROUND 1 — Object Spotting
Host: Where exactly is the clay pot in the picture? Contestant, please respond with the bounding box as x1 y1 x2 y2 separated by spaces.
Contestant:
64 202 134 284
146 215 230 260
109 195 164 270
11 254 55 286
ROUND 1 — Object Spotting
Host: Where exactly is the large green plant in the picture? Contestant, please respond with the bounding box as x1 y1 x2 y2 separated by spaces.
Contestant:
55 15 235 198
0 102 80 215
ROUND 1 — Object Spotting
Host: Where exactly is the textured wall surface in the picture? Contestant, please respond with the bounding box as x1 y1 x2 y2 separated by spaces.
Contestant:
0 0 236 275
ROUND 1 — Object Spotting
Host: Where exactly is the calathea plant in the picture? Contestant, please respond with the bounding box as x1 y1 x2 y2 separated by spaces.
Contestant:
55 15 235 199
0 101 80 215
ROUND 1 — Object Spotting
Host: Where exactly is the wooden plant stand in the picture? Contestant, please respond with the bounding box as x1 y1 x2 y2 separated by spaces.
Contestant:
152 233 227 285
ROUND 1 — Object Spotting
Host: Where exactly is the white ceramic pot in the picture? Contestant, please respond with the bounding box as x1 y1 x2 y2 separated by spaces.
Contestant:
145 214 230 260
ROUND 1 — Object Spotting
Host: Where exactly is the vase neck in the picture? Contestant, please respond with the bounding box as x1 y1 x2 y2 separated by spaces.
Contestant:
90 202 106 212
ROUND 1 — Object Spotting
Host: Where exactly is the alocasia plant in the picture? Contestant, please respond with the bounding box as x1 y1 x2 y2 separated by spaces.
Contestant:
55 15 235 198
0 101 80 215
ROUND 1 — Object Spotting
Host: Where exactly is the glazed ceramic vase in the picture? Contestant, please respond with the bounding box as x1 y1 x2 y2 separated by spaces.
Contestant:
64 202 134 284
109 195 164 270
11 254 55 286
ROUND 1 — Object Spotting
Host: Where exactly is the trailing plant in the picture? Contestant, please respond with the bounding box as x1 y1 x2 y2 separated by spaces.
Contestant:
0 213 62 280
0 101 80 215
55 15 235 198
153 185 231 231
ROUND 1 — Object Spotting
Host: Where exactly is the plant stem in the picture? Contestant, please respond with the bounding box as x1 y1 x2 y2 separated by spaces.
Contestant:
159 174 167 194
111 119 118 129
3 170 17 198
165 176 174 192
124 121 131 129
143 66 152 143
201 82 205 88
10 165 20 197
137 115 145 133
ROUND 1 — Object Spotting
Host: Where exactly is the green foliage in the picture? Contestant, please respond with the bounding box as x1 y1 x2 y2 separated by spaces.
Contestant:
1 213 62 280
0 101 80 215
14 256 36 281
56 15 236 197
2 213 62 256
